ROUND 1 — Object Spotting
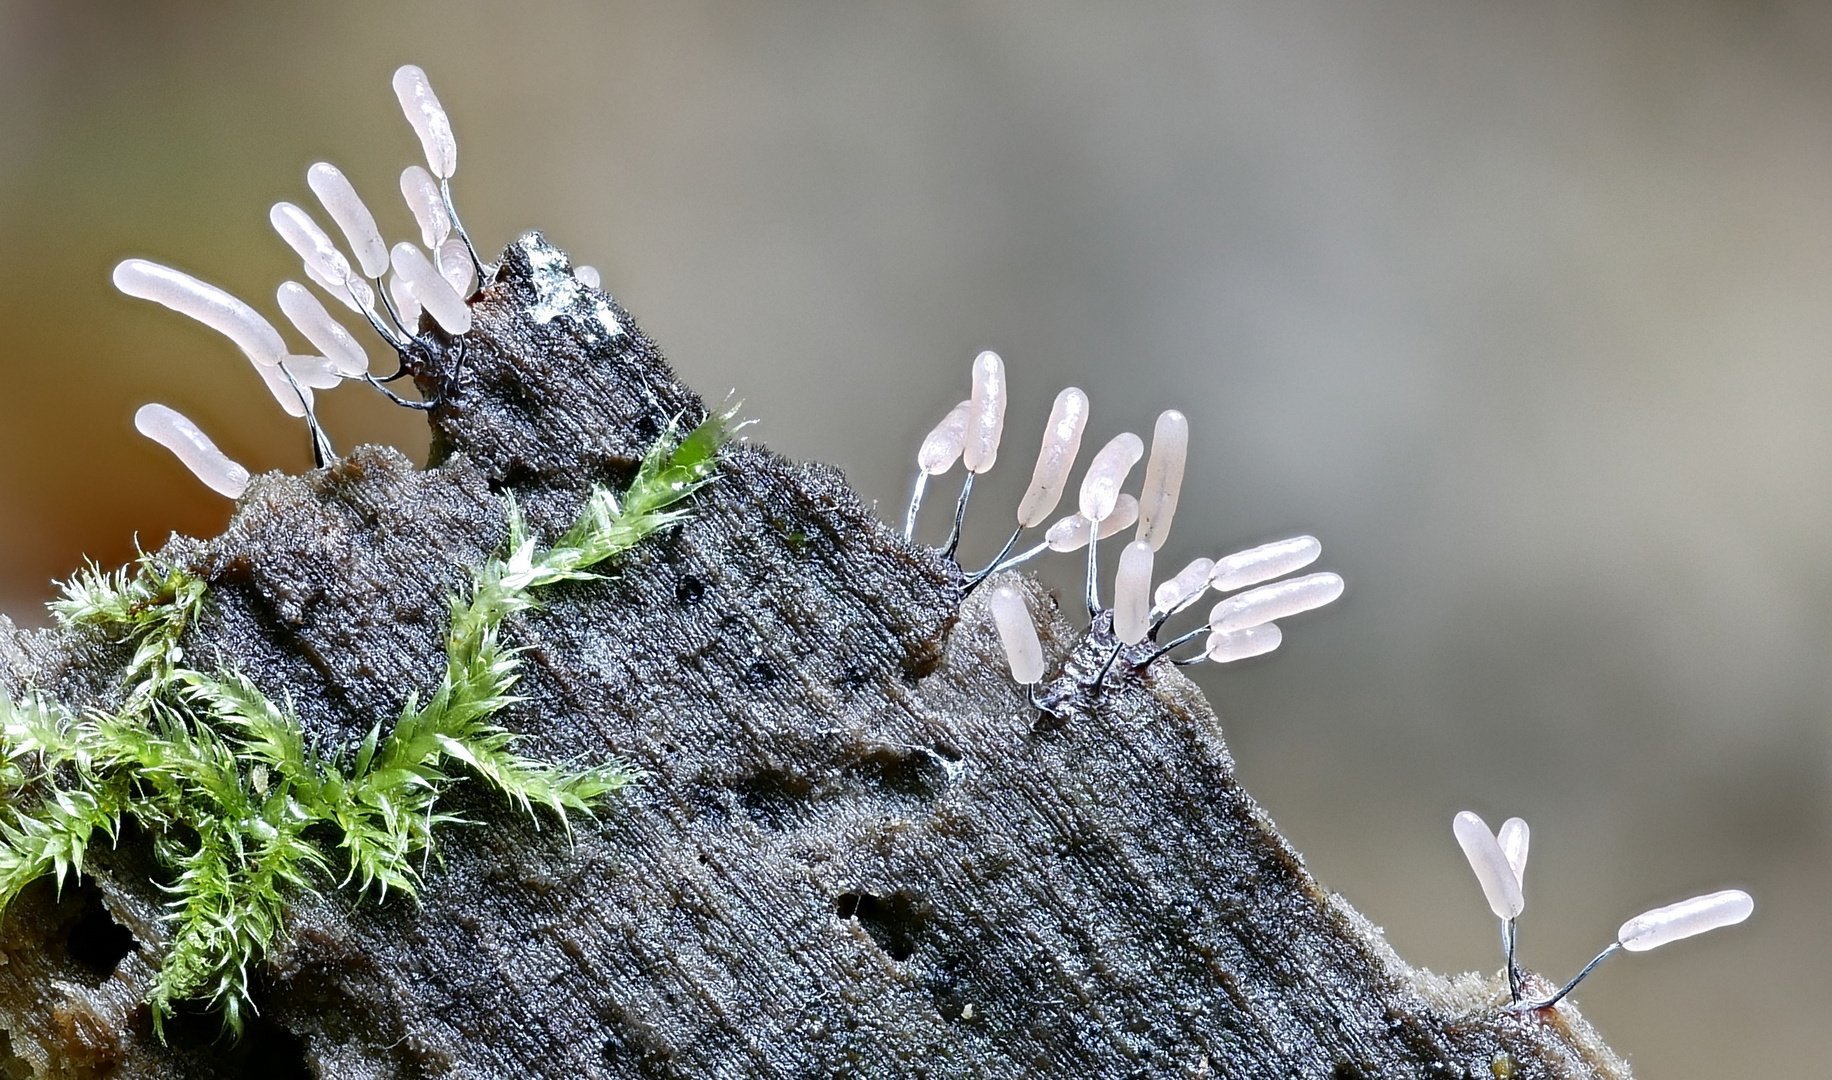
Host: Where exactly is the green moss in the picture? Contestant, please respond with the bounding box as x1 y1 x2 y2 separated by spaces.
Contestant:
0 407 734 1038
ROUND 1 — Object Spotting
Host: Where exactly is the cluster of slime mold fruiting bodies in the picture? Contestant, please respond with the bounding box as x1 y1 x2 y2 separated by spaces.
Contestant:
113 64 603 488
904 351 1760 1004
902 349 1344 719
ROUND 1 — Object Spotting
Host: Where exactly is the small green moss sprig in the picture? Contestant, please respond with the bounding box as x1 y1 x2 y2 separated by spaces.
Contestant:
0 407 734 1037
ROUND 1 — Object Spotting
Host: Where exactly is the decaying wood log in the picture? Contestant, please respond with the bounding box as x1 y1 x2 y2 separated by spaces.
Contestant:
0 234 1631 1079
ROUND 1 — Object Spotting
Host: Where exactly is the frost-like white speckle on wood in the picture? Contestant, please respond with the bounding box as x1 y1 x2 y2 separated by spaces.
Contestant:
522 238 625 340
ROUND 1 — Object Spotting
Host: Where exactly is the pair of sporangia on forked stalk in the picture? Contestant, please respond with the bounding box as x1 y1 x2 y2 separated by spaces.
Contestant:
906 353 1756 1008
104 56 1756 1018
1452 810 1752 1010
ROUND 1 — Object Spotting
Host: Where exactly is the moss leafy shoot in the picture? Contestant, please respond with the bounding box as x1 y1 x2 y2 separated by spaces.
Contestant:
0 409 732 1037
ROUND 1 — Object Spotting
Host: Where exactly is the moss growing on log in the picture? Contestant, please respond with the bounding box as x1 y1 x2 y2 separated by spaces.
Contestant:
0 235 1631 1078
1 408 731 1036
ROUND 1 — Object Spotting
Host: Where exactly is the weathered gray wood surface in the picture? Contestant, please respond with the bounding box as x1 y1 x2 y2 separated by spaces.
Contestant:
0 235 1629 1079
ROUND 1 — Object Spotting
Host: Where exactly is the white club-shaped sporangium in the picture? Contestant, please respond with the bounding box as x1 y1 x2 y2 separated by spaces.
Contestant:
269 201 372 313
918 401 973 477
134 404 251 500
113 260 287 367
1016 387 1089 529
1112 541 1154 645
1617 890 1753 952
389 272 423 328
391 242 472 335
276 282 369 378
1134 409 1187 551
963 351 1007 475
1208 572 1344 635
438 237 477 297
1497 817 1529 889
400 165 451 250
1044 495 1138 552
392 64 458 179
1078 432 1143 524
307 162 390 279
1209 536 1321 594
1152 557 1214 617
1205 624 1281 664
988 584 1046 685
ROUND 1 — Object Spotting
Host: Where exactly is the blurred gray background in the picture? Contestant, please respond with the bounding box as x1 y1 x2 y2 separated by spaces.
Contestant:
1 1 1824 1074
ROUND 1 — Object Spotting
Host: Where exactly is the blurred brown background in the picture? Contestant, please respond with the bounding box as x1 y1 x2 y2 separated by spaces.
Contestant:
1 1 1825 1074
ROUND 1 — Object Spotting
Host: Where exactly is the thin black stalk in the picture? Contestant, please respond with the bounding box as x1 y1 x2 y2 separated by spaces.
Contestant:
941 472 975 559
365 373 436 411
279 365 335 468
440 177 488 289
1085 530 1102 615
1504 919 1520 1004
1149 584 1213 636
1147 623 1207 665
965 526 1026 586
373 275 413 340
982 539 1049 579
1094 641 1125 685
1516 942 1621 1012
903 472 929 541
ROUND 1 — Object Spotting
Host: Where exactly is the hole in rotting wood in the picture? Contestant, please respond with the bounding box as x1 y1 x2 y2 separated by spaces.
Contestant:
736 769 813 830
62 882 137 981
237 1017 313 1080
927 952 982 1023
843 746 951 801
0 1030 32 1080
833 890 927 961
